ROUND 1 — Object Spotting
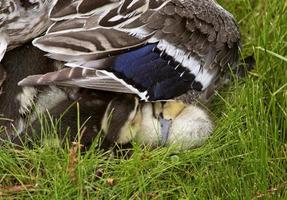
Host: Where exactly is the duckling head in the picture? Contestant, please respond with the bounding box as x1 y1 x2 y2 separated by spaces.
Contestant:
134 101 214 151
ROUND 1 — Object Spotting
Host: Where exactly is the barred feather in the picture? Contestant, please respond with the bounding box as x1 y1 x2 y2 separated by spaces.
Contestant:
0 0 55 61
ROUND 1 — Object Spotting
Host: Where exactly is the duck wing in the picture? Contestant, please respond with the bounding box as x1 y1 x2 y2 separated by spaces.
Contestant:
23 0 240 101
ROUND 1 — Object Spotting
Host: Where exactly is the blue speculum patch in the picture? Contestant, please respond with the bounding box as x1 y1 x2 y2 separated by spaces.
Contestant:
111 43 203 100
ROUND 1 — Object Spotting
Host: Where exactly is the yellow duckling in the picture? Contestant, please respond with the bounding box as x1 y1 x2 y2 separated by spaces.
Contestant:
101 98 213 151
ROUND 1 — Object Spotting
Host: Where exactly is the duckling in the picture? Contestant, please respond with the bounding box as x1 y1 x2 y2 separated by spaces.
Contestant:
0 43 58 141
100 95 141 150
135 101 213 151
101 98 213 151
12 89 114 149
19 0 241 104
9 88 212 152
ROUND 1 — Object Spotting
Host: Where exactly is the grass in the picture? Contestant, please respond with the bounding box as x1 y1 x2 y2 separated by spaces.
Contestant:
0 0 287 199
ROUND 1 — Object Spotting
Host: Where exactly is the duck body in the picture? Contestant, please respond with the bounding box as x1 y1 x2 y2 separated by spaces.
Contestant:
19 0 241 103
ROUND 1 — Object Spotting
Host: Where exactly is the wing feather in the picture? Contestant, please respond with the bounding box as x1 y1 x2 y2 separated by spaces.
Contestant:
49 0 120 21
35 0 240 71
18 68 138 96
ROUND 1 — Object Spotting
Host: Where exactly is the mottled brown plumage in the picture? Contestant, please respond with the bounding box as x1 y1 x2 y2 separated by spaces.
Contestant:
0 0 55 61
